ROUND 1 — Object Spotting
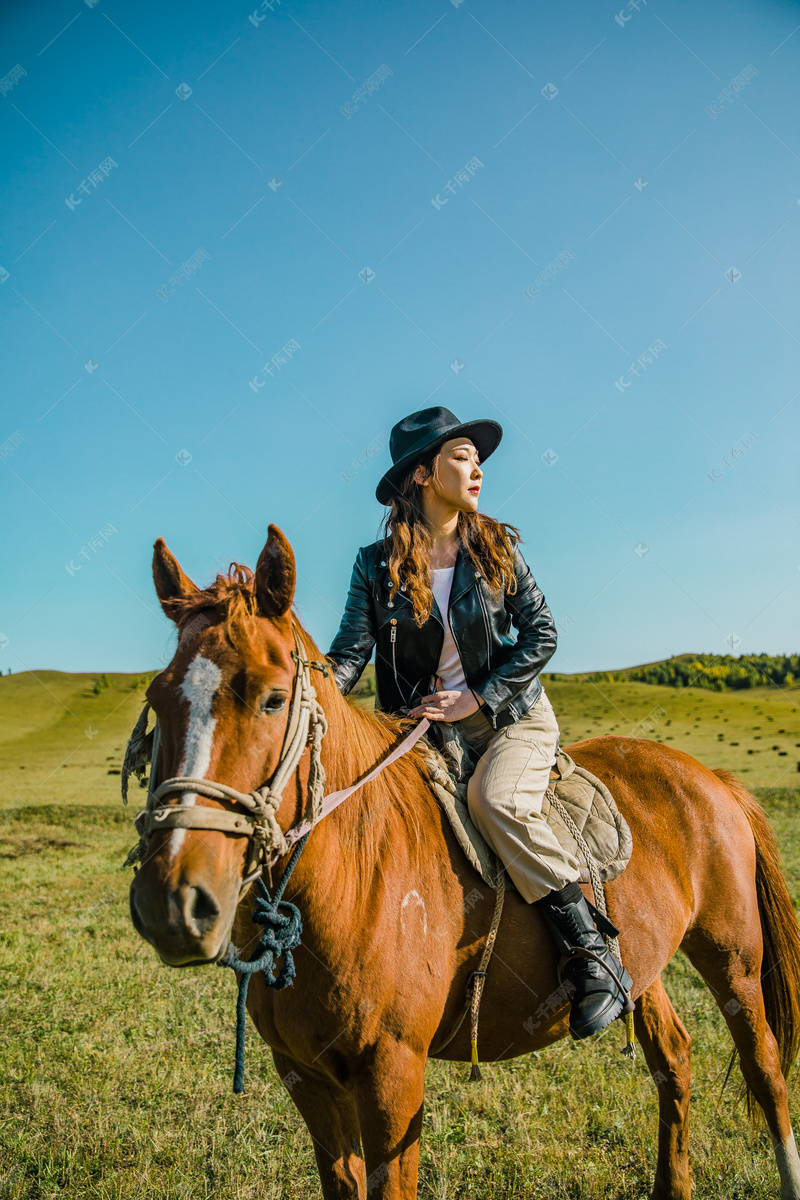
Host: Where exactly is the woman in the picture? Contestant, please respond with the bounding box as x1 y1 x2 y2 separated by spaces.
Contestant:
326 406 630 1039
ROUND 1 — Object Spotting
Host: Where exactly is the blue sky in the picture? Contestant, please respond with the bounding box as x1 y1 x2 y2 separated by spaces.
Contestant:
2 0 798 675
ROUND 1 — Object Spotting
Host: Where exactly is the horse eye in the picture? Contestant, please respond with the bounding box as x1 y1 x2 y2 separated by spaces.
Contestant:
260 693 287 714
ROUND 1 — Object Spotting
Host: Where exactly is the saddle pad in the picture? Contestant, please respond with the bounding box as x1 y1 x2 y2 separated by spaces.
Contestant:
419 743 633 893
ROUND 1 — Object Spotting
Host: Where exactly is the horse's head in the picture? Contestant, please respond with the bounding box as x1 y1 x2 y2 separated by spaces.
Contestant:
129 524 307 966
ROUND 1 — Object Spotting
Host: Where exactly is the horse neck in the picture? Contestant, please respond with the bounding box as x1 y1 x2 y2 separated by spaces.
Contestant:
279 658 431 916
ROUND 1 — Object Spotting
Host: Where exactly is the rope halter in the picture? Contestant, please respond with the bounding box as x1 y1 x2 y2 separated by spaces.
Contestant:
123 626 330 877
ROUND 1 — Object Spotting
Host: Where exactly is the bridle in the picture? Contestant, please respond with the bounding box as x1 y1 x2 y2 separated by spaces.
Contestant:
123 625 332 879
121 623 434 1096
122 623 432 879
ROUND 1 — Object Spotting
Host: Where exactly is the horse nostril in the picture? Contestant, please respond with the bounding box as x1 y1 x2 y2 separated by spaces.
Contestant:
188 885 220 934
129 887 146 938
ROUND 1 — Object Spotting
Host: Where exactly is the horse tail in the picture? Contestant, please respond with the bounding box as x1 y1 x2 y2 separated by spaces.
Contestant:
712 768 800 1091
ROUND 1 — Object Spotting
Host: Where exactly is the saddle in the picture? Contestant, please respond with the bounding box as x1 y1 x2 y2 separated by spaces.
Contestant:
419 720 632 893
420 721 638 1072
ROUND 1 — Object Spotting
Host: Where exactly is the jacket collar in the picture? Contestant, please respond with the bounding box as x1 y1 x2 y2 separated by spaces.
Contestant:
373 538 479 612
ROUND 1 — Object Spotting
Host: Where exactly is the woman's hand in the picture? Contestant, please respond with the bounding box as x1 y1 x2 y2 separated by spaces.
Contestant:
406 677 484 722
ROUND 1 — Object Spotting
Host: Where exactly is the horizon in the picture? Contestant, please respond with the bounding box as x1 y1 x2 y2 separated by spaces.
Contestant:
4 648 797 679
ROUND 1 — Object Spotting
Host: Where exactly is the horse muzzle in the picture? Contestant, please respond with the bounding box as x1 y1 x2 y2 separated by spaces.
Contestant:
129 872 235 966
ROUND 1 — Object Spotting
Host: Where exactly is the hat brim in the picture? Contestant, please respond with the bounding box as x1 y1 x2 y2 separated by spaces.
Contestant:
375 419 503 505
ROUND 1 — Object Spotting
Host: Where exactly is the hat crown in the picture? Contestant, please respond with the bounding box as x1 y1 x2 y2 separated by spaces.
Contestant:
389 406 464 467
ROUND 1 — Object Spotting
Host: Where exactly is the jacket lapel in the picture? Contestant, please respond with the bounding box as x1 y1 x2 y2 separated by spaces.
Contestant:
448 539 480 606
427 541 476 627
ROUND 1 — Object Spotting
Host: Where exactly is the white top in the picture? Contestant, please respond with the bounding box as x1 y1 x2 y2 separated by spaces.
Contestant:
430 567 468 693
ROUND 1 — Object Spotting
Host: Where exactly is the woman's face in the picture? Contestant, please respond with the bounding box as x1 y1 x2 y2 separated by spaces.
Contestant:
414 437 483 513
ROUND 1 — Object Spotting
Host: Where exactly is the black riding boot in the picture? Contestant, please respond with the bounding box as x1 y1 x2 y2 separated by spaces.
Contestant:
535 881 633 1040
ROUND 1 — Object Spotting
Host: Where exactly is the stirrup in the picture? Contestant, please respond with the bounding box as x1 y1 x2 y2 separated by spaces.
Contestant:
556 945 635 1015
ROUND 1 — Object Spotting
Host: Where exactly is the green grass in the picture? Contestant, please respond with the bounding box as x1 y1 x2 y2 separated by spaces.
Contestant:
0 671 154 812
544 675 800 791
1 669 798 1196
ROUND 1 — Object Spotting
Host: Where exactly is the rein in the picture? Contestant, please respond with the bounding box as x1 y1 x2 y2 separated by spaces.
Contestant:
122 623 431 1091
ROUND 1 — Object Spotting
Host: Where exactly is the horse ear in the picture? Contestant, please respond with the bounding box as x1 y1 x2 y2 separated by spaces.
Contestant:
152 538 200 621
255 524 296 618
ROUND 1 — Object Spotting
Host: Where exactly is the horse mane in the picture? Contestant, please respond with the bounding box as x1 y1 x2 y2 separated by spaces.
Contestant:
169 562 261 631
291 621 433 908
171 562 435 905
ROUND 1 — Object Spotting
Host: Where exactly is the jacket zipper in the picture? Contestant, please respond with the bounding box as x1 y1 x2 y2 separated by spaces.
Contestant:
442 579 496 726
476 582 492 671
390 621 425 708
447 608 466 689
473 576 500 728
390 621 399 690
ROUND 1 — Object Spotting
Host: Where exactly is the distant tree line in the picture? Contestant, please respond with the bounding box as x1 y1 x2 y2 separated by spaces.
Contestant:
89 672 158 695
129 672 158 691
546 654 799 691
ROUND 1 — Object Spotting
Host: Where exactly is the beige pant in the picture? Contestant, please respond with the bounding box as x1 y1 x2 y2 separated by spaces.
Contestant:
456 687 580 902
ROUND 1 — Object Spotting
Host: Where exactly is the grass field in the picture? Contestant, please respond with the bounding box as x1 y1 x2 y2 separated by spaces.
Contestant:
1 667 799 1197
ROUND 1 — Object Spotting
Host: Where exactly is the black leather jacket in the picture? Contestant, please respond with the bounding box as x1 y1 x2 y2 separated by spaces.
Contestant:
325 538 558 731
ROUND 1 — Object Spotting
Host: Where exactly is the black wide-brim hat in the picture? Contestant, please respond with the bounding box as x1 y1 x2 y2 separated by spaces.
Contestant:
376 406 503 505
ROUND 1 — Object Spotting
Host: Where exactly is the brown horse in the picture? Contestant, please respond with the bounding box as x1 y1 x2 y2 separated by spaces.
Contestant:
129 525 800 1200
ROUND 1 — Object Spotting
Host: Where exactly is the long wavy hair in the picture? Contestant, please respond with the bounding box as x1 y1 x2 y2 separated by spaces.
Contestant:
377 440 523 626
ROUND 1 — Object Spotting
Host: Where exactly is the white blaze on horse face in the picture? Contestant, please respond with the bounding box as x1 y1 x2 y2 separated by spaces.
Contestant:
170 654 222 856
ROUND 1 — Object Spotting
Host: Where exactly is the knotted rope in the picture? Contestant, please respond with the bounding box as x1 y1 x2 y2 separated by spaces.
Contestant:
120 700 154 804
467 862 506 1081
547 794 618 957
218 829 311 1093
425 861 506 1079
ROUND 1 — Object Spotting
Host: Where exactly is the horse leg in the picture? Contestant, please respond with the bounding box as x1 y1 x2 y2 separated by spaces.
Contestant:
352 1038 426 1199
272 1049 366 1199
682 940 800 1200
633 976 693 1200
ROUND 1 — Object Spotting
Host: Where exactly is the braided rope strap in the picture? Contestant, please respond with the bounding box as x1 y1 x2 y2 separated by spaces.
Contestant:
135 776 290 875
305 689 329 825
547 794 618 956
429 857 507 1081
467 860 506 1082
